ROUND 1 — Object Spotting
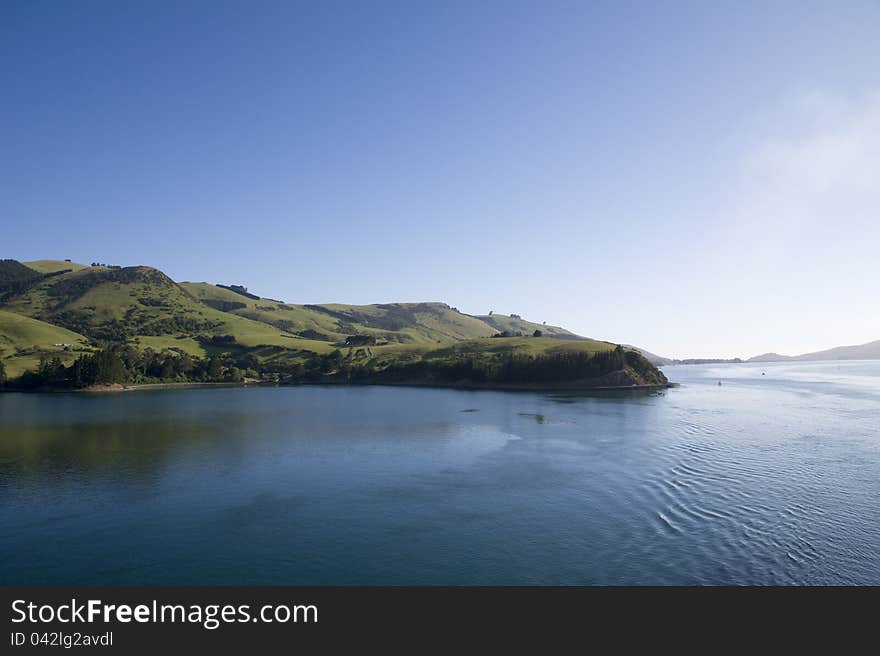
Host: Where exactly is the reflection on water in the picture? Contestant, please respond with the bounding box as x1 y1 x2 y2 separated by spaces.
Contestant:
2 363 880 585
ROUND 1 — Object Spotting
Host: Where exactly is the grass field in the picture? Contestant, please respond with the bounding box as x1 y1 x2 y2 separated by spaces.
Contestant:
23 260 89 274
1 259 652 386
0 310 91 377
474 314 581 339
424 336 615 358
3 266 313 347
181 283 499 345
181 282 353 341
328 336 618 381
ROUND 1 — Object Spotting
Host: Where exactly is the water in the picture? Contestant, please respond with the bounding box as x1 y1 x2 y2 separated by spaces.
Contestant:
1 360 879 585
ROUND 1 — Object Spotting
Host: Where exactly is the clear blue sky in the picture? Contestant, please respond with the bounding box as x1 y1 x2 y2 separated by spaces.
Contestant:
3 1 879 358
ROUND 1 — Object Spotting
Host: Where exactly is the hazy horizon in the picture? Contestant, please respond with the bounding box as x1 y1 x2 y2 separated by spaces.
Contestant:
4 1 879 360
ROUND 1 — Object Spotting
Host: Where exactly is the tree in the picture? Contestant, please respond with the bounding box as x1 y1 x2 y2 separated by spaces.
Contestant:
177 353 195 376
37 354 49 378
160 358 176 380
0 359 6 386
68 349 128 387
140 347 158 377
532 329 543 338
206 356 223 380
91 350 128 384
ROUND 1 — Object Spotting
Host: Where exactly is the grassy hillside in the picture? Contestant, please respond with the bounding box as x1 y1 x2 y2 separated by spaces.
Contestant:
1 259 668 390
0 310 91 377
0 259 44 300
335 337 666 388
181 282 497 345
475 314 580 339
1 259 42 283
340 335 613 377
23 260 88 274
1 265 327 352
317 302 496 343
180 282 356 342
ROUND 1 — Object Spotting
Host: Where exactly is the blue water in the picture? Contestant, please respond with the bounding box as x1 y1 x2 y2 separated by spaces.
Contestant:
1 360 879 585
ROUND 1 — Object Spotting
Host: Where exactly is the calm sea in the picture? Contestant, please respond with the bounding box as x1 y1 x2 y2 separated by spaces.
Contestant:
1 360 879 584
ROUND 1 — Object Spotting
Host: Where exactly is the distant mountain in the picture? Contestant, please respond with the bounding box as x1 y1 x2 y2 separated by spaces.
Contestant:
675 357 743 365
748 352 791 363
748 340 880 363
623 347 742 366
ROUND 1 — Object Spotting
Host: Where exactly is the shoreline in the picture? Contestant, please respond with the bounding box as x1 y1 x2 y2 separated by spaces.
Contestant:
1 380 677 395
323 380 676 392
79 382 254 393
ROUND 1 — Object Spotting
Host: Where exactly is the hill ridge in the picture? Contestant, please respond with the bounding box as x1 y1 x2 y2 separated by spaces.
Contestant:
0 258 666 390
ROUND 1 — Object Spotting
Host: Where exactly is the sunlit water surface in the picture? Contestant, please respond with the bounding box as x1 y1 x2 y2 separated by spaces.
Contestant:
1 360 879 584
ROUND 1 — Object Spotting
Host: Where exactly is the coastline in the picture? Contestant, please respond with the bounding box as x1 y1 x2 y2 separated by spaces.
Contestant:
321 379 676 392
78 382 254 393
1 379 676 394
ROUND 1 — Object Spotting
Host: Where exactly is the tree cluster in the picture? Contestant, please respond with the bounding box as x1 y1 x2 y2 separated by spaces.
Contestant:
11 347 255 389
326 345 664 386
216 284 260 300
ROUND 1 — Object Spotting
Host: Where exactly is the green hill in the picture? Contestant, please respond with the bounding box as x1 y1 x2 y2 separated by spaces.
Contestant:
1 259 42 283
181 282 496 344
0 310 91 377
475 314 581 339
23 260 88 274
314 302 496 343
181 282 360 342
0 259 44 300
342 337 666 389
0 259 668 390
1 265 331 354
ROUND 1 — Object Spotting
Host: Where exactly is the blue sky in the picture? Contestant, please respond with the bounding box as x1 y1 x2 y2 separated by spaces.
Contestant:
3 1 879 358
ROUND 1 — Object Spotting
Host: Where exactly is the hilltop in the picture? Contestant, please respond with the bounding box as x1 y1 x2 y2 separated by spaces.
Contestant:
180 282 497 344
23 259 89 274
0 259 668 391
475 313 579 339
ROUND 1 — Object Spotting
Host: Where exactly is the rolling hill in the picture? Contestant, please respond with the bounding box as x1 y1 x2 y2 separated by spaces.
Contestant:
0 259 44 300
0 310 91 377
23 260 89 274
0 258 667 389
181 282 500 344
0 264 327 351
474 314 580 339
